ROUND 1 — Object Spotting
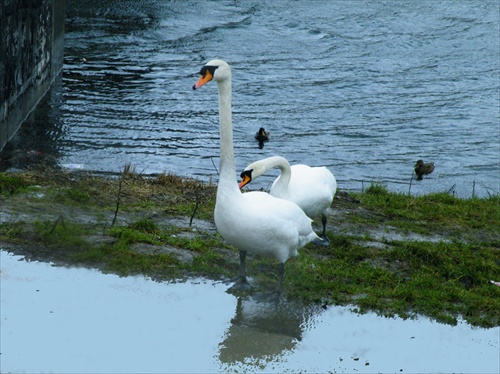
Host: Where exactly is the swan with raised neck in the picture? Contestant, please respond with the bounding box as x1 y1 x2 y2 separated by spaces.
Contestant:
193 60 319 292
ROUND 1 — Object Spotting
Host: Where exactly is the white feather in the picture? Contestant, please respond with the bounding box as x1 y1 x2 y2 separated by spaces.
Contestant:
193 60 318 290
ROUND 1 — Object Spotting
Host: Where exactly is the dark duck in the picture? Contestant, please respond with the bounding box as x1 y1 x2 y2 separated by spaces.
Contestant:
255 127 269 149
414 160 435 180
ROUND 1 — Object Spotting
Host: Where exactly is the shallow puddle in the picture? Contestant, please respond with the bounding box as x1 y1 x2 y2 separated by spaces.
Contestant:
1 250 498 373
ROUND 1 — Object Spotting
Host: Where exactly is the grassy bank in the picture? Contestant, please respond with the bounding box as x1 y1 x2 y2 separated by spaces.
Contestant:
1 169 499 327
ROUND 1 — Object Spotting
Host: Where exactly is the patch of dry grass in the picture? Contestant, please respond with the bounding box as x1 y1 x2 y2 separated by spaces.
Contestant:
6 167 216 208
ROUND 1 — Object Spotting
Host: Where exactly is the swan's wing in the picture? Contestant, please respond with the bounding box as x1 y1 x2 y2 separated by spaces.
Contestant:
273 165 337 217
215 191 317 262
289 165 337 190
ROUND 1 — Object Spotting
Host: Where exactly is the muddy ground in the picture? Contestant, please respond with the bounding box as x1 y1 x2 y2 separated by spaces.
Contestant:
1 170 499 328
0 186 467 270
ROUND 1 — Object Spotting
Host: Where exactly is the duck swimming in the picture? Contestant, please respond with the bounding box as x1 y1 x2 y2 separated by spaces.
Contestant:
414 160 435 180
255 127 269 149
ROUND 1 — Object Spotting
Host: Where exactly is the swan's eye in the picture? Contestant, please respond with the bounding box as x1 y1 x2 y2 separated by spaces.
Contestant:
193 65 219 89
199 65 218 79
199 66 209 78
240 169 253 179
238 169 253 189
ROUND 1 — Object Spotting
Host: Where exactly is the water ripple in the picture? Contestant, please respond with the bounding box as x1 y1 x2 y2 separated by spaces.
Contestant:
2 0 499 198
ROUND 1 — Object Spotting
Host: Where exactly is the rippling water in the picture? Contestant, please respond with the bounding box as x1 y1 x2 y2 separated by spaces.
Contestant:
2 0 499 197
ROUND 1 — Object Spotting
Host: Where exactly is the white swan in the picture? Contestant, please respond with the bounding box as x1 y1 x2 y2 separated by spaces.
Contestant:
239 156 337 242
193 60 318 292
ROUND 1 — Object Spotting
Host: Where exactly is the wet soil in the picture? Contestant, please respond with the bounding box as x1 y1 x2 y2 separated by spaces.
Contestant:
0 182 470 271
1 170 499 328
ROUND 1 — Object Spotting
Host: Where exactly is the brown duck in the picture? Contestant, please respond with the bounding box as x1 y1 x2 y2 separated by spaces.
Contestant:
414 160 435 180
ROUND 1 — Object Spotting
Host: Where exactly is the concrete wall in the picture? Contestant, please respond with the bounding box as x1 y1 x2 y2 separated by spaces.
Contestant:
0 0 65 152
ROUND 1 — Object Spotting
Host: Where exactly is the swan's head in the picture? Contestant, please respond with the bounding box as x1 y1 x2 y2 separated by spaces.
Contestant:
239 156 288 189
238 161 266 189
238 169 253 189
192 59 231 90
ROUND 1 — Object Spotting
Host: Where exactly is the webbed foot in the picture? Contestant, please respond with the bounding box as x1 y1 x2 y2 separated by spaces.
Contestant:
314 235 330 247
227 275 254 294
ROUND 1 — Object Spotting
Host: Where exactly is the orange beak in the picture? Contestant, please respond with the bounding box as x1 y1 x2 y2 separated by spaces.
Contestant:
238 173 252 189
192 70 214 90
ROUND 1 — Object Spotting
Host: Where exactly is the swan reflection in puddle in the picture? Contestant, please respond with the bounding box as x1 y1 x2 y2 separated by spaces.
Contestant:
218 294 320 366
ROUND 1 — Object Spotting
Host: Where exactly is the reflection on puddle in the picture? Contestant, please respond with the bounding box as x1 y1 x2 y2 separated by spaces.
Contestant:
219 295 319 366
1 250 498 373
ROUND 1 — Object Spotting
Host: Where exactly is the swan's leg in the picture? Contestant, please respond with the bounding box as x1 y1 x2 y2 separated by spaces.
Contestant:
312 213 330 246
238 250 247 279
321 214 328 238
252 263 284 302
229 250 253 291
277 262 285 293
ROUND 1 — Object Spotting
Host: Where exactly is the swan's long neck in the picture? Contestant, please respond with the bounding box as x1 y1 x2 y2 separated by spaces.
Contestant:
216 77 240 196
267 156 291 196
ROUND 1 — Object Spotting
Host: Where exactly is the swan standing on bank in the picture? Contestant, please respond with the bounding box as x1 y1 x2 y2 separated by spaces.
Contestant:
192 60 318 292
239 156 337 242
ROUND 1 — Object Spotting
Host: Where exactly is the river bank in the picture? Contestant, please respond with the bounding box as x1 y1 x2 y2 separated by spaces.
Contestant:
1 168 498 327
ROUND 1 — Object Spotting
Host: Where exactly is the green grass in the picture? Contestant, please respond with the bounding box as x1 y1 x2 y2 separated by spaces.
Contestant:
0 174 31 195
32 218 92 251
0 171 499 327
0 221 26 240
53 187 94 205
71 218 234 280
352 183 500 241
285 236 499 327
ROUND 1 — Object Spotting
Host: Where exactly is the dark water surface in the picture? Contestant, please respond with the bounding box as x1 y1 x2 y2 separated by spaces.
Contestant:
2 0 499 197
